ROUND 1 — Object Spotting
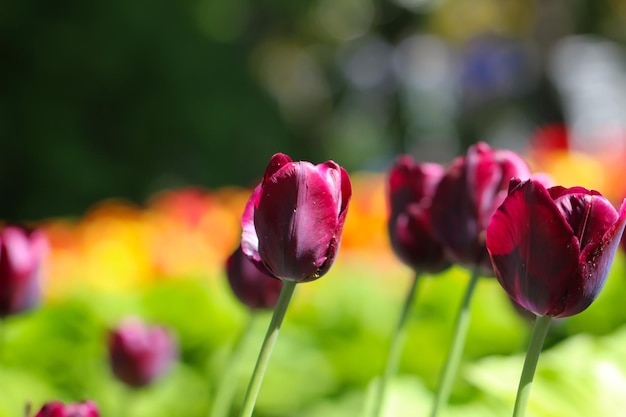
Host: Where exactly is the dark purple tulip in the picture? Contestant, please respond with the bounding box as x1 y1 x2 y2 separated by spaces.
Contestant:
0 226 48 318
33 401 99 417
108 317 177 388
486 179 626 318
226 245 283 310
387 155 451 273
430 142 531 274
241 153 352 282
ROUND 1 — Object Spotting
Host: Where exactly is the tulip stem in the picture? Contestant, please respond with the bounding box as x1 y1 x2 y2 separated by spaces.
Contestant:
369 272 421 417
430 268 480 417
239 280 297 417
210 313 257 417
511 315 552 417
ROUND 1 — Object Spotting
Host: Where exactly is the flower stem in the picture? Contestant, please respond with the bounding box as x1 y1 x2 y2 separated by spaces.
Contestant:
210 313 257 417
512 315 552 417
430 268 481 417
370 272 421 417
239 280 297 417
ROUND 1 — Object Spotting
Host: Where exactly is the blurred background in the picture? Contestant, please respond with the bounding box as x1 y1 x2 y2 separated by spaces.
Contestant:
3 0 626 220
3 0 626 416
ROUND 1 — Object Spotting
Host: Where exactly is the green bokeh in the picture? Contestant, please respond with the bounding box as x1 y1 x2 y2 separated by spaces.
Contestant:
1 254 625 416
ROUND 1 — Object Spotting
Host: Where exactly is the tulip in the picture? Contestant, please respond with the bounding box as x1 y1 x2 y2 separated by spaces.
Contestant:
239 153 351 417
241 153 352 282
32 401 99 417
486 178 626 417
0 226 48 318
429 142 532 417
226 245 282 311
387 155 451 273
487 179 626 318
108 317 177 388
369 156 452 416
430 141 531 274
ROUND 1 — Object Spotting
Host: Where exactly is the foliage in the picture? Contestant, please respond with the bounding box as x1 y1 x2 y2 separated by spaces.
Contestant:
1 254 625 416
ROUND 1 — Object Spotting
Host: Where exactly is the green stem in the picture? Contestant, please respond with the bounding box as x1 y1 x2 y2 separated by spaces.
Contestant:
370 272 421 417
239 281 297 417
512 315 552 417
210 313 257 417
430 268 481 417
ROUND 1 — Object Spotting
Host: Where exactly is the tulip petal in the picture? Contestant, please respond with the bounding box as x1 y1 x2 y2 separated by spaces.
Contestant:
241 184 263 266
467 145 531 231
570 199 626 316
242 153 296 267
320 166 352 278
388 157 444 214
553 189 618 249
0 227 36 275
255 161 343 281
263 153 293 184
390 204 450 273
431 156 483 265
487 180 580 316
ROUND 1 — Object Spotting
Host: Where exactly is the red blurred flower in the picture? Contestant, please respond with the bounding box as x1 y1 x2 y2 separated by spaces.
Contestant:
108 317 178 388
387 155 451 273
431 142 531 274
0 226 48 318
487 179 626 317
241 153 352 282
226 245 282 310
33 401 99 417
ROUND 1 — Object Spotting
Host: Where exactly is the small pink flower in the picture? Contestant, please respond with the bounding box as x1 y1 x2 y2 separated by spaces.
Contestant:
226 245 282 310
0 226 48 317
108 317 178 387
33 400 99 417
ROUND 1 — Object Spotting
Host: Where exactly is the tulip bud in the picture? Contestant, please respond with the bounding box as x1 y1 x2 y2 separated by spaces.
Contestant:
108 317 177 388
431 142 531 275
0 226 48 318
486 179 626 318
226 245 282 310
387 155 451 273
33 401 99 417
241 153 352 282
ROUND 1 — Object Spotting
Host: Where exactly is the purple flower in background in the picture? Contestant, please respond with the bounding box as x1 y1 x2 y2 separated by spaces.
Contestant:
0 226 48 318
487 179 626 317
430 142 531 275
226 245 282 310
241 153 352 282
458 33 535 106
108 317 178 388
387 155 451 273
33 401 99 417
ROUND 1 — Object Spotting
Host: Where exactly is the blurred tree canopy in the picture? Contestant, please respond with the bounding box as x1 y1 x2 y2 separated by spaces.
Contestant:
1 0 625 220
2 0 295 220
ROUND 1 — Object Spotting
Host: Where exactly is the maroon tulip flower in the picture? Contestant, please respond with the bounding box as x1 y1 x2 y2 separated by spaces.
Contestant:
108 317 178 388
387 155 451 273
226 245 283 310
241 153 352 282
0 226 48 318
431 142 531 274
486 179 626 318
33 401 99 417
